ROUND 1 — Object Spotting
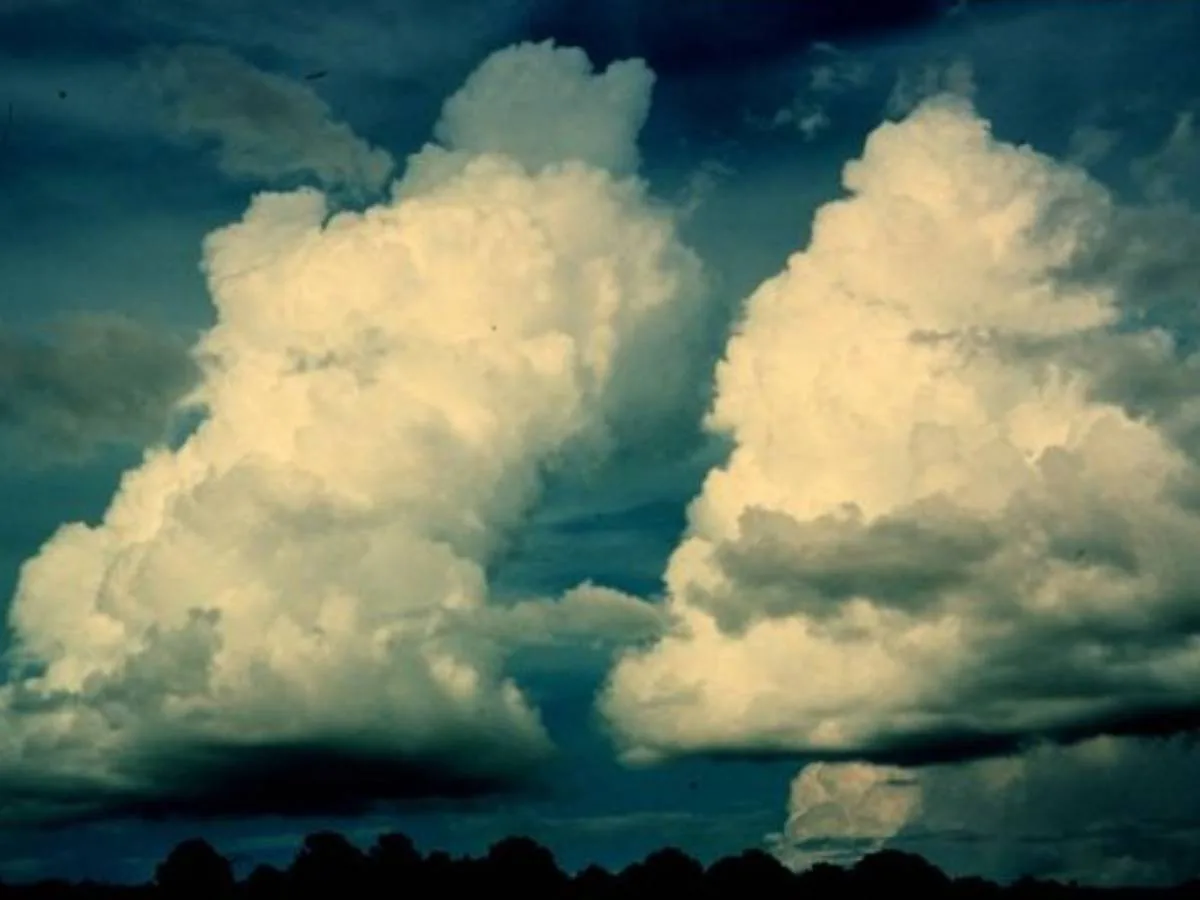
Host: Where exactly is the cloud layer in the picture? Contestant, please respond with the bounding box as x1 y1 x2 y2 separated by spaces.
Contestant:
0 41 703 823
601 94 1200 766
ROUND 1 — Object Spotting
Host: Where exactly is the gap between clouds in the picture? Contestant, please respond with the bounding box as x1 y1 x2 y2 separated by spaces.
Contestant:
141 43 396 197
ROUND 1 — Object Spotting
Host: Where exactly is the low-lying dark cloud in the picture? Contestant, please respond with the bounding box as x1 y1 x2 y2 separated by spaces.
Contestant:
0 741 547 827
113 739 548 821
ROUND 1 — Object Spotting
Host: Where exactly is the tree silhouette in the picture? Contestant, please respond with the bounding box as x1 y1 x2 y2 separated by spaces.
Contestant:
368 832 420 872
482 836 568 900
573 863 618 900
853 849 952 897
795 859 852 894
0 827 1197 899
415 849 462 896
707 849 793 900
153 838 234 900
240 865 286 900
287 832 368 900
618 846 706 900
365 832 423 900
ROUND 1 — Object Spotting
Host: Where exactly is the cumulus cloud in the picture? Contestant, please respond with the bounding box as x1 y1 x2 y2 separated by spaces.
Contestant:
0 313 199 465
768 762 920 870
432 41 653 176
0 41 705 823
600 94 1200 768
772 737 1200 886
470 583 667 653
141 43 395 195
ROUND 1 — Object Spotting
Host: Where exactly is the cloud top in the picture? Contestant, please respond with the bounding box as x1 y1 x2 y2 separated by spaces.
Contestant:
434 41 654 176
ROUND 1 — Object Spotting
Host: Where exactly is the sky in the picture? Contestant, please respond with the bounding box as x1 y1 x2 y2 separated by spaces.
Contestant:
1 0 1200 888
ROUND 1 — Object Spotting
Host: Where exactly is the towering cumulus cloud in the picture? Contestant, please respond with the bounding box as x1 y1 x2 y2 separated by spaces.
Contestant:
0 41 703 823
601 94 1200 766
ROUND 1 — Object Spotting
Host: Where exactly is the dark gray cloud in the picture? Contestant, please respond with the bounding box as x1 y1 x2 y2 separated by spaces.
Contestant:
141 43 394 194
0 740 546 827
709 501 1000 631
909 736 1200 886
0 313 199 465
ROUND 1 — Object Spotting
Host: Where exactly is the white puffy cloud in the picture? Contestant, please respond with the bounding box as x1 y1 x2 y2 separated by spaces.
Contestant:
600 94 1200 767
141 43 395 195
768 762 920 871
433 41 653 176
0 41 705 823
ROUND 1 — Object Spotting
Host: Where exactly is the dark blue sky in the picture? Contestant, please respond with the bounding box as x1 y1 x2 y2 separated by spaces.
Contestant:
2 0 1200 888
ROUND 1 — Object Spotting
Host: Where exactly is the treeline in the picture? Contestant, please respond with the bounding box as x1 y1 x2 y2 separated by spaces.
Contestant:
1 831 1199 900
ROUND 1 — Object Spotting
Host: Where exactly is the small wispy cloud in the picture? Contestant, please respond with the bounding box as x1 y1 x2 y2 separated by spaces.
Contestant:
885 57 975 118
752 42 872 141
